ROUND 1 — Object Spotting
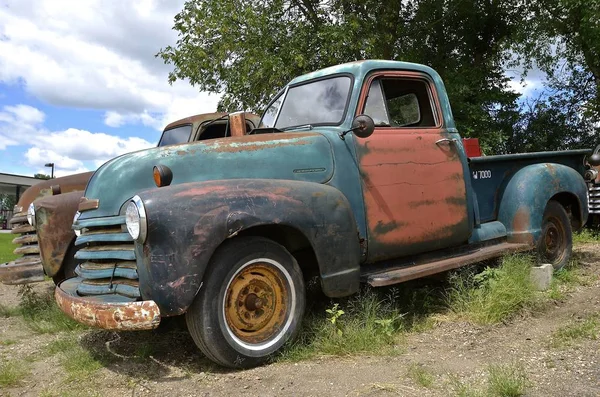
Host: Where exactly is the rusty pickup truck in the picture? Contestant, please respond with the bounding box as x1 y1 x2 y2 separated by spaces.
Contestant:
56 60 596 368
0 112 259 286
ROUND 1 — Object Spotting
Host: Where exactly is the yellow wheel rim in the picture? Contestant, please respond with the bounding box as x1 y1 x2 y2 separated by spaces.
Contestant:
224 259 291 347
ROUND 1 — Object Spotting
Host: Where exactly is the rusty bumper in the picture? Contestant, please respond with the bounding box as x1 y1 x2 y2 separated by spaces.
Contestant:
0 257 45 285
55 278 161 330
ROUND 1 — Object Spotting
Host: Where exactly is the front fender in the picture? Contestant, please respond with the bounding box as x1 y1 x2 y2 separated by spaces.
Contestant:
35 191 82 277
136 179 361 316
498 163 589 244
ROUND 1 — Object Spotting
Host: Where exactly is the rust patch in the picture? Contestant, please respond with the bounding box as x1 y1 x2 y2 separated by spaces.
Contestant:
36 191 83 277
355 129 471 260
228 112 246 137
55 283 160 330
511 207 534 244
78 198 99 212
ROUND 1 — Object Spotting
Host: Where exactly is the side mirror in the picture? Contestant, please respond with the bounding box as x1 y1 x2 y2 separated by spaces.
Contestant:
352 115 375 138
339 114 375 140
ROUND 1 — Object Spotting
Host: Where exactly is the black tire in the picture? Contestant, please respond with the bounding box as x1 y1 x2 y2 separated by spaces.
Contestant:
186 236 306 368
536 200 572 270
51 243 79 285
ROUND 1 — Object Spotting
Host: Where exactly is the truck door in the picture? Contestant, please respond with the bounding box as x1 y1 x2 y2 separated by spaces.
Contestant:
354 72 471 262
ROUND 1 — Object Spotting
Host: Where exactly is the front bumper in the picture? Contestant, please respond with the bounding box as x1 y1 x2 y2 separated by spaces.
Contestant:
0 257 44 285
55 277 161 330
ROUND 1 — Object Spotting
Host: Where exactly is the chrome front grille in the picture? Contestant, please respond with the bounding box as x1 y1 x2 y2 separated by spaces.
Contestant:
8 211 43 269
590 184 600 215
73 215 139 299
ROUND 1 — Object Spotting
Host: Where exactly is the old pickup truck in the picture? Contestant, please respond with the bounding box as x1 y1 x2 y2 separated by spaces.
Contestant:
0 112 259 286
56 60 596 368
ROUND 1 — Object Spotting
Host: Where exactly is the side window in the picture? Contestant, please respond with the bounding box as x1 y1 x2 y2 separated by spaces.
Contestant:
363 77 437 128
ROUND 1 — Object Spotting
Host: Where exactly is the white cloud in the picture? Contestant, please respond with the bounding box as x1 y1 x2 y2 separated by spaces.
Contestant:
0 0 221 131
0 104 153 175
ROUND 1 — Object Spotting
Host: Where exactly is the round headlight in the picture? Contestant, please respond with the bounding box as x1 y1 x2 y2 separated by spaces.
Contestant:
125 195 147 242
27 203 36 227
73 211 81 237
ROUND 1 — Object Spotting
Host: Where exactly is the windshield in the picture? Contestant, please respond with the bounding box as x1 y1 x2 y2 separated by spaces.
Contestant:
261 76 352 129
157 125 193 147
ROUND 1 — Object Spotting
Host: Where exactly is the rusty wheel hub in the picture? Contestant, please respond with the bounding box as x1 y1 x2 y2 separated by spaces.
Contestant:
542 217 565 263
224 261 290 346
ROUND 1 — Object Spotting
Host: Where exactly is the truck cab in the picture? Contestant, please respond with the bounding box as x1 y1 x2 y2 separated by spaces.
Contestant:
55 60 594 368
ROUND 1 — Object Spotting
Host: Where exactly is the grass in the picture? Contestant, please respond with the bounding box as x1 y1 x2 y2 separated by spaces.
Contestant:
0 359 29 387
407 363 435 388
0 232 18 263
446 255 539 324
280 246 597 360
550 314 599 348
43 335 103 381
277 282 447 361
15 285 86 334
573 229 600 244
449 363 529 397
487 363 529 397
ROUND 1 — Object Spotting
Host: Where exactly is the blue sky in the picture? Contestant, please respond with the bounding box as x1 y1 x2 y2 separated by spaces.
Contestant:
0 0 220 177
0 1 543 178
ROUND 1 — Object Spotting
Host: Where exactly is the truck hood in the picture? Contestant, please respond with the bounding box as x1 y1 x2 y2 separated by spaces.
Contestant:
14 171 93 213
81 132 334 218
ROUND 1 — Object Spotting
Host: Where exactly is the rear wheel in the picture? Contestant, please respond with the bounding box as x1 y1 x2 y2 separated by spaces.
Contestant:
536 200 572 270
186 237 305 368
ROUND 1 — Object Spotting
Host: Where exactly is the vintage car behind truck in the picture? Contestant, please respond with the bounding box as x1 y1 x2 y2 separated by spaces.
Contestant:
0 112 259 285
56 60 596 368
587 144 600 226
0 173 92 284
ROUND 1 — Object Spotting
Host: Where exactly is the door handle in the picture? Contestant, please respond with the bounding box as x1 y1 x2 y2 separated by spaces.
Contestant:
435 138 457 146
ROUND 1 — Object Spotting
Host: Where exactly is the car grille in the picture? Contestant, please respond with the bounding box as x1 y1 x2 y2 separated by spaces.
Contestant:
8 211 42 269
590 184 600 215
73 215 139 299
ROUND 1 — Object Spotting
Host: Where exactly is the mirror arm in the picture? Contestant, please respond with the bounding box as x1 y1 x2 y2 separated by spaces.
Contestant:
339 127 358 140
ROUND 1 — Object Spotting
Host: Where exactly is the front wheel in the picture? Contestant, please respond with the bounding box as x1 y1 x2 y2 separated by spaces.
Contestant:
186 237 306 368
536 200 572 270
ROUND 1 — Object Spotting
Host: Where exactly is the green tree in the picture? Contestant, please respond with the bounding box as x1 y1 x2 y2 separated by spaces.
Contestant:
33 173 51 180
506 89 599 153
158 0 525 153
0 194 16 211
514 0 600 118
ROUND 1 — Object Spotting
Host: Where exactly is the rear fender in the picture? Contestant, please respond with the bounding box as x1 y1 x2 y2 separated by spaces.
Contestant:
136 179 361 316
498 163 588 245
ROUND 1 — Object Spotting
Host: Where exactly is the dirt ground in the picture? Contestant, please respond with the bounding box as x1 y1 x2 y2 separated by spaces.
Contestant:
1 244 599 397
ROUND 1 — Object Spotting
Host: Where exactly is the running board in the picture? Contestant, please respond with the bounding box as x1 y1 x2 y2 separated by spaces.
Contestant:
365 242 532 287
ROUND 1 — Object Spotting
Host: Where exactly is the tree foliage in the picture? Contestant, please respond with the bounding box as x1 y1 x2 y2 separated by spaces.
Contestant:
0 194 16 211
159 0 599 154
33 173 51 180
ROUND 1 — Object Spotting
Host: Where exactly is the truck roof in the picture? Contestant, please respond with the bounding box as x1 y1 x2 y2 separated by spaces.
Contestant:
163 112 228 131
289 60 442 85
289 59 455 131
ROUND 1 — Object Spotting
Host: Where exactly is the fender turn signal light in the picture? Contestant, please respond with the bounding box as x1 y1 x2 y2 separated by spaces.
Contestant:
153 164 173 187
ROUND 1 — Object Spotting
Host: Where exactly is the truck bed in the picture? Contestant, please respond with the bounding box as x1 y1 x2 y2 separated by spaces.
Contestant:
468 149 590 223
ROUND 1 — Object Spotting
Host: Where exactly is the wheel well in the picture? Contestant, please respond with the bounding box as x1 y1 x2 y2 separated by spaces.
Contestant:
235 225 320 279
550 192 583 231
